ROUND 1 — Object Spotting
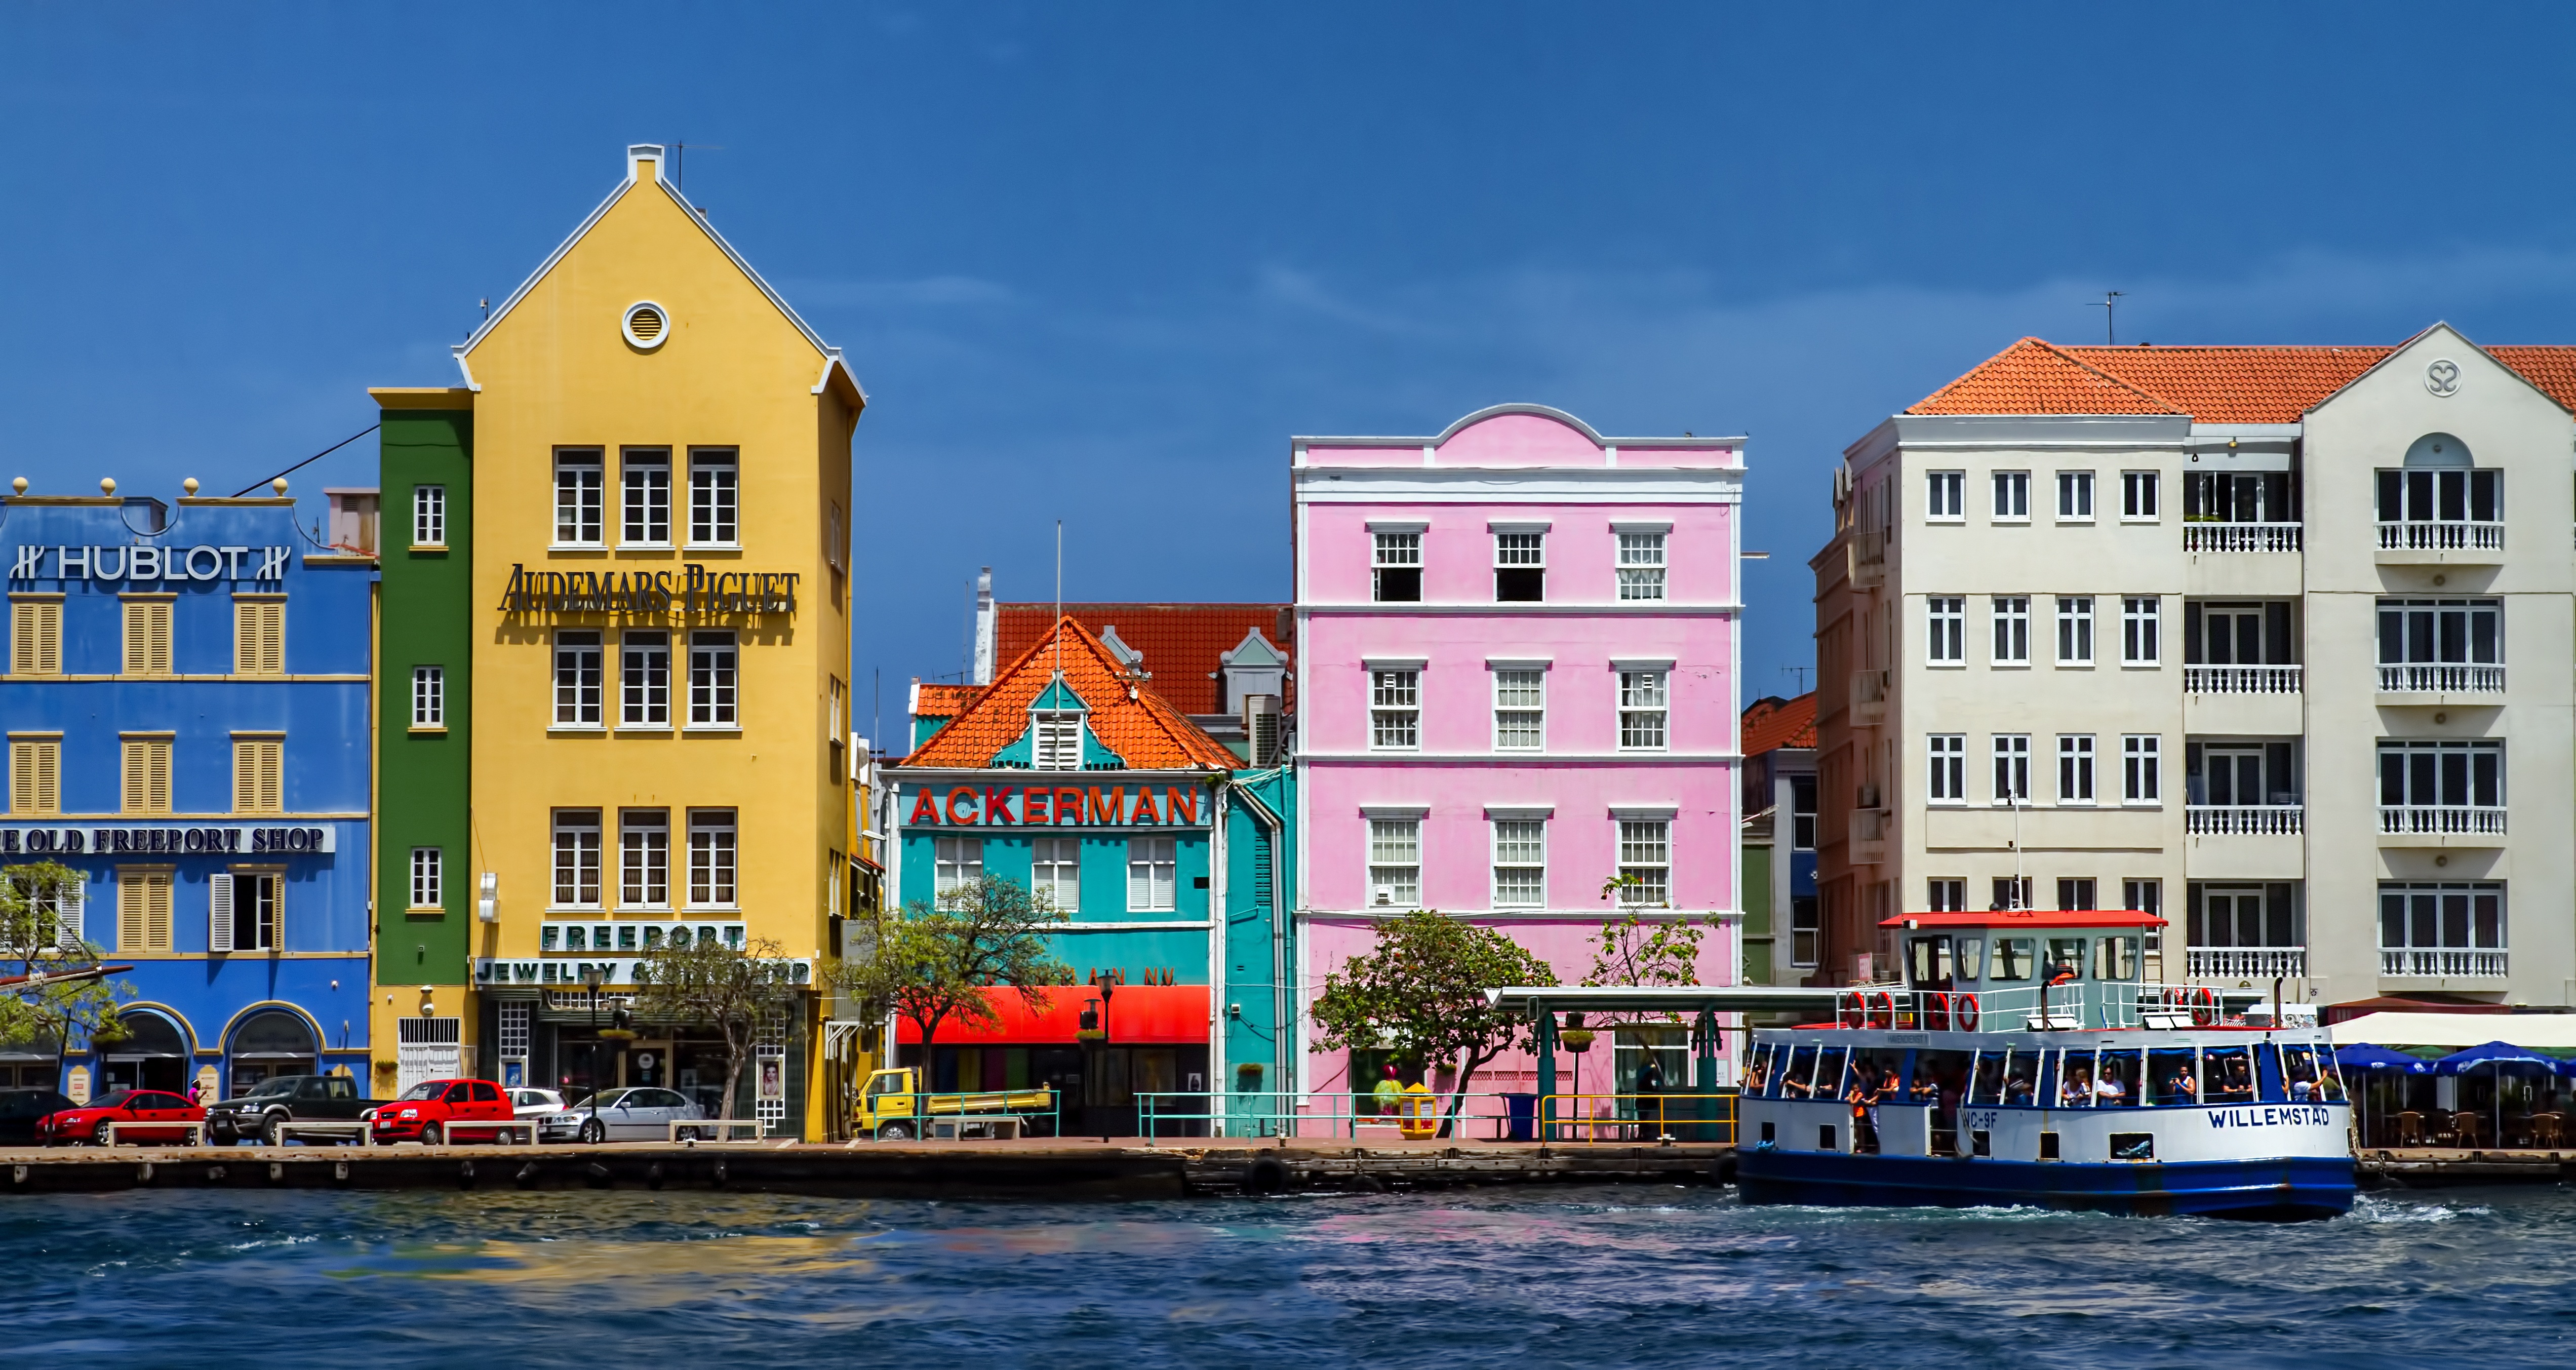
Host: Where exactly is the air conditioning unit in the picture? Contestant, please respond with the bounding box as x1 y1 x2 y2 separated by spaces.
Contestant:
478 872 499 923
1374 885 1396 908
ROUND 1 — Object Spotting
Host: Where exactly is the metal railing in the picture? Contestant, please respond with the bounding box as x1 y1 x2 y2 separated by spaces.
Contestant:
273 1120 373 1147
2379 521 2504 552
2381 949 2508 977
2186 804 2303 835
667 1118 765 1143
2187 947 2307 978
2184 522 2302 553
1133 1089 1736 1145
2380 805 2507 836
1827 982 2255 1033
2377 663 2505 694
864 1089 1062 1140
2184 664 2302 694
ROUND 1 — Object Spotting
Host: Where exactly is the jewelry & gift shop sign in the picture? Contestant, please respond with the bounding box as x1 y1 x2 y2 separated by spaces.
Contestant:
0 825 335 855
474 956 814 988
499 564 799 616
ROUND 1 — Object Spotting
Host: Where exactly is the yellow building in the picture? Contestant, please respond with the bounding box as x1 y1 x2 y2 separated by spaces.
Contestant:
369 144 863 1136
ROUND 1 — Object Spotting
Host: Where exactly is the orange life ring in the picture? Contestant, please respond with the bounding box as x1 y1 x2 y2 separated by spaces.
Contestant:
1867 990 1896 1030
1925 992 1951 1032
2189 986 2219 1027
1954 993 1980 1032
1839 995 1866 1029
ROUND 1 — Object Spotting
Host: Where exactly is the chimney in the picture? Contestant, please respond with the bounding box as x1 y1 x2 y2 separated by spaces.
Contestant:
971 567 996 684
627 144 666 184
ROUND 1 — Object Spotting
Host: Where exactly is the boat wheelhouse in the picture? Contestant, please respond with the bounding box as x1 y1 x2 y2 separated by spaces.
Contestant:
1737 910 2355 1220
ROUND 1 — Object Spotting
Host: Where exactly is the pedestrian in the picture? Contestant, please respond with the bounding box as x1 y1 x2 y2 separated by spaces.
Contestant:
1372 1064 1404 1119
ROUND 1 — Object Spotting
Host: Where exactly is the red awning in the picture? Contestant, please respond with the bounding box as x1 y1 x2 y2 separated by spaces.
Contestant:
893 985 1209 1046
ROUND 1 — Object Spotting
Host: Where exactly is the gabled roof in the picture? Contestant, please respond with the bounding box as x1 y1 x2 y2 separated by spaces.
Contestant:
911 683 978 717
1909 334 2576 422
902 616 1242 771
1742 692 1817 756
994 602 1294 715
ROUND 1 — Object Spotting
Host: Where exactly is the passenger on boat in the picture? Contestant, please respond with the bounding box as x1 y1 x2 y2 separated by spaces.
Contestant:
2007 1075 2035 1105
2094 1072 2127 1105
2060 1065 2094 1106
2290 1076 2314 1103
2221 1056 2254 1102
2163 1068 2197 1102
1744 1059 1769 1094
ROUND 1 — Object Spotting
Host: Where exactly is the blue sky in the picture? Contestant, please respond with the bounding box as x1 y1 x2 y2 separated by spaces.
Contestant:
10 5 2576 735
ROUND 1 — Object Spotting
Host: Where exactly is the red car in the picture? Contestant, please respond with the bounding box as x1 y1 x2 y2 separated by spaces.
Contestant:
38 1089 205 1145
369 1078 517 1144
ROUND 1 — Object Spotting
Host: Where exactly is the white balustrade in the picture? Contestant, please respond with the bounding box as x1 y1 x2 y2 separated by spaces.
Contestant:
2187 948 2307 978
2184 664 2303 694
2184 522 2303 553
2376 663 2505 694
2379 805 2507 836
2377 521 2504 552
2380 949 2508 977
2185 805 2303 836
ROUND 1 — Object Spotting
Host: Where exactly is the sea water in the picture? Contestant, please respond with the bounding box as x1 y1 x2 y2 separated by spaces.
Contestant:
3 1184 2567 1365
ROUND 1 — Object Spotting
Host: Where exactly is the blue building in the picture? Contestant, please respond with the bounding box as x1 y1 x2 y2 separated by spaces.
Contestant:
3 480 375 1103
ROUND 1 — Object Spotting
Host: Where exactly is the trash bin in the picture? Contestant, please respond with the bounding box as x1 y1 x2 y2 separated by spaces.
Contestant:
1502 1092 1537 1142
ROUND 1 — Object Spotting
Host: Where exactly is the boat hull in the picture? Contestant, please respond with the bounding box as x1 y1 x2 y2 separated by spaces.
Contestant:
1736 1148 2353 1220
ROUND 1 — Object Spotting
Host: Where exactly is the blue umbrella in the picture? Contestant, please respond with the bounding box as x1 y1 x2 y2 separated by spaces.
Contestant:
2433 1041 2558 1075
2336 1044 2431 1075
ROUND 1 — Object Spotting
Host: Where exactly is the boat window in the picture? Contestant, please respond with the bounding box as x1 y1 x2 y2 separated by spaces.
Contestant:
2056 1048 2097 1107
2005 1048 2039 1105
1743 1042 1775 1097
2146 1047 2200 1106
1849 1048 1901 1103
2279 1044 2327 1102
1916 1049 1971 1107
1989 938 2034 983
2045 938 2088 980
1907 936 1954 990
2093 935 2141 981
1955 937 1986 981
2204 1046 2256 1103
1967 1049 2007 1106
2094 1049 2141 1106
1814 1046 1851 1102
1782 1043 1820 1099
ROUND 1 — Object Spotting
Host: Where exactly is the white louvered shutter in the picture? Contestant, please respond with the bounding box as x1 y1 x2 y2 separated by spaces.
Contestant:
208 873 234 953
55 877 83 950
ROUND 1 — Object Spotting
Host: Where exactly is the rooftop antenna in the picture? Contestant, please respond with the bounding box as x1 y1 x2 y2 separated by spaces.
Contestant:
2088 291 2125 346
671 140 725 195
479 298 489 323
1781 665 1810 693
1054 519 1064 680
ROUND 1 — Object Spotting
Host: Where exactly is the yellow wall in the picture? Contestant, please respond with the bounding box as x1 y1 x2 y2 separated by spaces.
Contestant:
461 150 859 1132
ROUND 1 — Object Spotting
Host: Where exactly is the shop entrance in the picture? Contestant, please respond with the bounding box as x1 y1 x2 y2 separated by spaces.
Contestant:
228 1010 319 1094
99 1011 189 1094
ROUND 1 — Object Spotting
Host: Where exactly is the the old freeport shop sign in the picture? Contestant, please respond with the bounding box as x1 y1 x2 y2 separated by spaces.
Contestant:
499 564 800 615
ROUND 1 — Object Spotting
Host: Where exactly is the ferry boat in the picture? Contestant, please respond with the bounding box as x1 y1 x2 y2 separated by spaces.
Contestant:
1736 910 2354 1220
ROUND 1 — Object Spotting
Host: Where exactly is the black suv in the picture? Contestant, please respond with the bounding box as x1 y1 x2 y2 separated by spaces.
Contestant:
0 1088 75 1147
205 1074 368 1145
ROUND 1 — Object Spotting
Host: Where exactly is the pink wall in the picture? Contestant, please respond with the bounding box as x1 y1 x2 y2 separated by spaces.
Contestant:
1298 501 1737 606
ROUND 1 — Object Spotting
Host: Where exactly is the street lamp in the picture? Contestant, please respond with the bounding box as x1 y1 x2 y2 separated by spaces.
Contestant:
581 964 609 1140
1081 972 1116 1140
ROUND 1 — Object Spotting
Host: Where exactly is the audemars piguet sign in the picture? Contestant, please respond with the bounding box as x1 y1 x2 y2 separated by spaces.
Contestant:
499 564 799 615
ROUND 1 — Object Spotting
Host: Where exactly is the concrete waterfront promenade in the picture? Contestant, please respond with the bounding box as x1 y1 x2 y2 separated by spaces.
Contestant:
0 1138 1737 1198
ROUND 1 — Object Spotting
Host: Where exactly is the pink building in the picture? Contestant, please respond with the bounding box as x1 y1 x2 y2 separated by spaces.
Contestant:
1292 404 1746 1121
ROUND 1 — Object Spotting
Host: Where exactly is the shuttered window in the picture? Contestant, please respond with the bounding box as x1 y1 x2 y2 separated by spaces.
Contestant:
234 598 285 676
233 737 284 814
10 739 60 816
122 598 173 676
120 737 172 815
117 869 173 953
10 599 62 675
209 872 279 953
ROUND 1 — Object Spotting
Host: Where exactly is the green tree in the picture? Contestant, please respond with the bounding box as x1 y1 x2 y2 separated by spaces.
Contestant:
1309 908 1557 1137
0 861 130 1085
631 934 808 1122
830 872 1071 1084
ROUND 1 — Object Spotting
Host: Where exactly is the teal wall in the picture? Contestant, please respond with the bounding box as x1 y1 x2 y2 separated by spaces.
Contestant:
1220 767 1295 1099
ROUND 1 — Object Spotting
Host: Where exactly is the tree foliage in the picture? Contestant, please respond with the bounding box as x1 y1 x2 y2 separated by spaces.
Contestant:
0 861 131 1080
1308 909 1557 1136
830 872 1072 1078
631 934 807 1121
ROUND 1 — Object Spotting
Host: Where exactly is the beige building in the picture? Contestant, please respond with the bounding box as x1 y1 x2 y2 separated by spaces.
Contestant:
1810 324 2576 1010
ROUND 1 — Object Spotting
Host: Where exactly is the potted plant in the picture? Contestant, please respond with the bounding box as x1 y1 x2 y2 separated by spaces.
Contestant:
1558 1011 1595 1053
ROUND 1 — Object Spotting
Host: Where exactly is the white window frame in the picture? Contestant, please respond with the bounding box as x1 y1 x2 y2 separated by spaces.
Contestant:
1992 471 2030 522
2056 469 2095 522
1926 471 1965 522
1370 669 1420 752
2057 734 2096 805
688 630 738 729
1493 669 1545 752
1617 819 1670 908
688 448 740 548
621 631 670 729
1991 597 2030 667
553 449 605 547
1927 597 1964 666
2123 734 2161 804
1368 818 1421 908
932 835 981 902
620 447 672 547
216 869 281 953
1927 879 1966 913
552 809 603 909
412 484 446 547
1493 530 1547 603
619 808 670 910
2056 596 2094 666
1615 531 1667 601
689 809 739 908
552 631 603 728
1617 670 1669 751
1032 836 1081 913
2121 471 2160 522
409 846 442 911
2122 597 2160 666
1127 836 1176 913
1928 734 1966 804
410 664 444 729
1491 819 1547 909
1992 734 2030 804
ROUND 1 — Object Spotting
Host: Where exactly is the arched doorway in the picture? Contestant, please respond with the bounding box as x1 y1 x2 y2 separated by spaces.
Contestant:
228 1010 319 1094
98 1011 189 1094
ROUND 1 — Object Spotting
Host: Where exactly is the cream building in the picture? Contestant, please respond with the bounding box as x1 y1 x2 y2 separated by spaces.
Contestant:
1809 325 2576 1010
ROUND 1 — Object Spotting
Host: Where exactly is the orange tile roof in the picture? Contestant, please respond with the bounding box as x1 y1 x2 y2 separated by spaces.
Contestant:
1742 692 1817 757
996 602 1293 715
913 683 978 717
1910 336 2576 421
902 615 1242 772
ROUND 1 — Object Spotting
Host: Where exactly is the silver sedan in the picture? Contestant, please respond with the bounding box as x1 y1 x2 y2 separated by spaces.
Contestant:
538 1086 707 1143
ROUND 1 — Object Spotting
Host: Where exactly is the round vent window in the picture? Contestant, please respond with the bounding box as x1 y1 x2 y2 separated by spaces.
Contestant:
622 301 669 350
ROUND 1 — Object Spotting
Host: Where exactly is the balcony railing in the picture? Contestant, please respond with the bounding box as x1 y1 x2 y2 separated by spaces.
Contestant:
1849 806 1889 866
2188 947 2307 979
2184 664 2302 694
2377 663 2505 694
2378 520 2504 552
2184 522 2302 553
2380 949 2509 978
2186 804 2303 835
1850 668 1888 725
2379 805 2507 836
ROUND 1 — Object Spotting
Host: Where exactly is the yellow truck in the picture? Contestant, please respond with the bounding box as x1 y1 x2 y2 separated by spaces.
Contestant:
855 1067 1058 1140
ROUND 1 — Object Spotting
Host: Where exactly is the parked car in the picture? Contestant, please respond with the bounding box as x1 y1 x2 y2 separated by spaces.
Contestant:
205 1074 369 1145
539 1086 706 1143
0 1088 75 1147
508 1087 568 1120
38 1089 204 1145
368 1078 517 1145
